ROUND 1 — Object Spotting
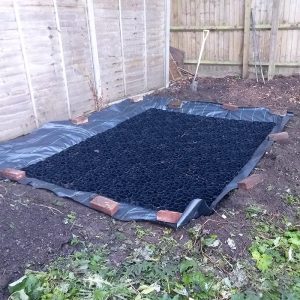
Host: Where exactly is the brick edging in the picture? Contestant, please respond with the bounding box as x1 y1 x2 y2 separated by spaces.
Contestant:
0 168 26 181
238 174 264 190
71 115 89 125
90 195 120 216
268 132 289 144
157 210 182 223
167 99 183 109
222 103 238 111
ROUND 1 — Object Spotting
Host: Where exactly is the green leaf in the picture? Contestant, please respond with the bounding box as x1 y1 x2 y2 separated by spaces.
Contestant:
231 293 245 300
179 258 197 273
251 250 260 261
251 249 273 271
9 289 29 300
139 283 160 294
289 236 300 246
24 274 40 293
203 235 220 248
273 236 281 247
232 291 261 300
173 286 188 296
134 294 142 300
93 289 109 300
8 276 27 294
258 255 272 271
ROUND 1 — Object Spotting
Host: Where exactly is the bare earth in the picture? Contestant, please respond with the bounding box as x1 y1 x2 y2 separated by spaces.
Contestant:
1 75 299 299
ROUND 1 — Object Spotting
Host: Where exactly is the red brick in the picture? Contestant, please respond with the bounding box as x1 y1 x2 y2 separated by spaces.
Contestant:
168 99 182 109
71 115 88 125
222 103 239 111
238 174 264 190
0 168 26 181
157 210 182 223
268 132 289 144
90 195 119 216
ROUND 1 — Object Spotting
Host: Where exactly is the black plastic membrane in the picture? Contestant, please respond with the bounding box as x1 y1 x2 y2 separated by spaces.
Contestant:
23 109 275 213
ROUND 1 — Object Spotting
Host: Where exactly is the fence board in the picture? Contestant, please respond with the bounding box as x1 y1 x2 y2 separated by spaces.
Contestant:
171 0 300 77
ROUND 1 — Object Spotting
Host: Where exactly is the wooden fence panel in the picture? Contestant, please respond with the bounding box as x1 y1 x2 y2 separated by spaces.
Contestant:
57 0 95 116
121 0 147 95
0 1 36 140
94 0 126 102
146 0 166 90
171 0 300 77
0 0 168 142
17 1 70 124
276 0 300 75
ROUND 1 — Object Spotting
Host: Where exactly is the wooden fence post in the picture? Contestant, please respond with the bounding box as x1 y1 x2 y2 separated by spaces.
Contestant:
86 0 102 101
53 0 71 119
268 0 280 80
118 0 127 96
13 0 39 128
242 0 252 78
143 0 148 91
165 0 171 87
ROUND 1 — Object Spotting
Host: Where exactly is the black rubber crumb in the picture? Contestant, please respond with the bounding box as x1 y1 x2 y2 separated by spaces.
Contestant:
23 109 275 212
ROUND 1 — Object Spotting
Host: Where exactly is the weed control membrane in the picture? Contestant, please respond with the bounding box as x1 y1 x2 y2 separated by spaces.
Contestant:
24 108 275 213
0 97 292 226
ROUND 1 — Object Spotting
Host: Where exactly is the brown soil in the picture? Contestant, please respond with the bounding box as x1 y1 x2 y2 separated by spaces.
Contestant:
155 75 300 111
1 75 299 299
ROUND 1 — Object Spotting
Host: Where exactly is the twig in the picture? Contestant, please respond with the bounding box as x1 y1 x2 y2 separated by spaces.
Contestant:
201 217 252 227
12 191 27 197
128 282 141 297
0 184 8 196
32 203 63 215
70 220 80 230
16 200 30 207
178 67 195 76
202 251 229 275
219 252 234 270
71 222 84 229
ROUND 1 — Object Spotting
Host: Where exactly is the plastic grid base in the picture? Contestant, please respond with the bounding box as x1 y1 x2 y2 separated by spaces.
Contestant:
23 109 275 212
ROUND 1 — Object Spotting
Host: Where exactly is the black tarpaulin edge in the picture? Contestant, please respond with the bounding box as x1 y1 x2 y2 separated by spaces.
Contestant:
0 96 293 228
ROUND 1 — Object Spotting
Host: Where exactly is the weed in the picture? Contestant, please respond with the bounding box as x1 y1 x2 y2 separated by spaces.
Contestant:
70 234 85 247
283 193 300 206
245 204 266 218
8 199 300 300
63 211 77 225
115 231 126 241
9 247 224 300
240 214 300 299
135 225 152 239
203 234 221 248
51 199 66 207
